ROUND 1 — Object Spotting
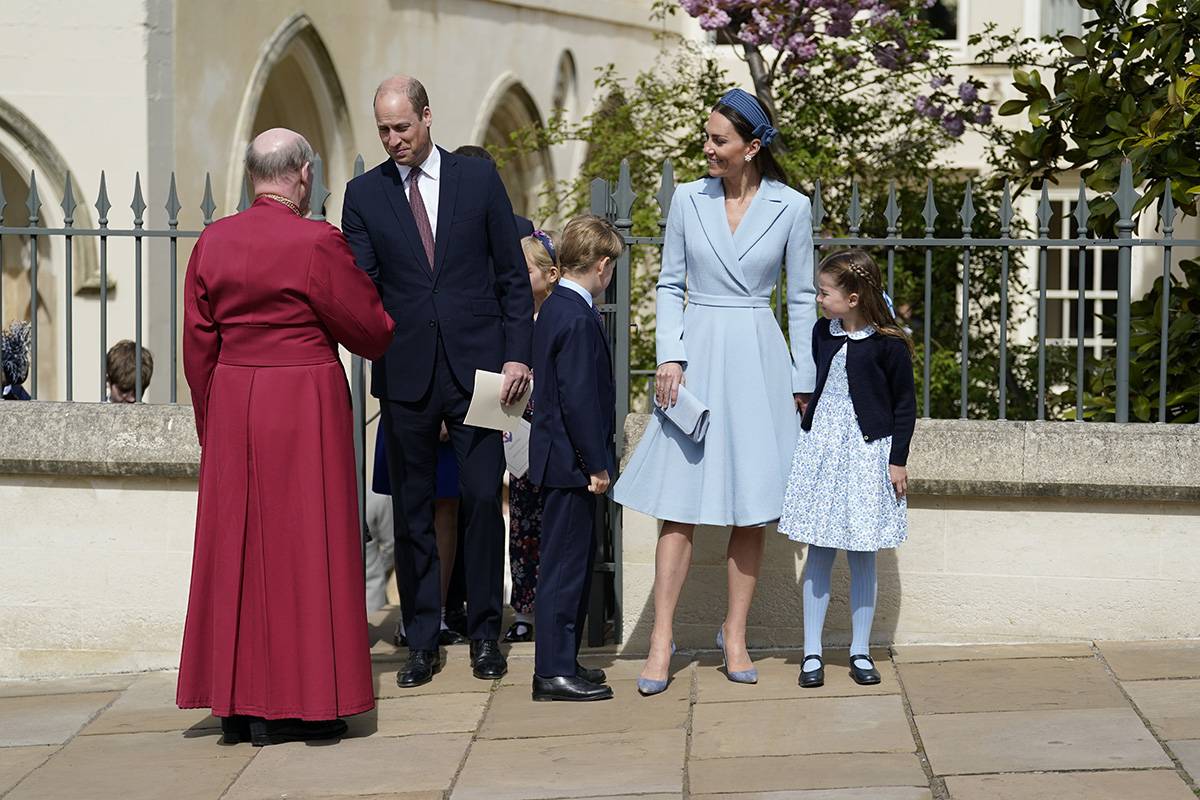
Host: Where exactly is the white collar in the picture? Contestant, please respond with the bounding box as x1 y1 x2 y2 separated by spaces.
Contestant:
397 144 440 183
559 277 594 307
829 317 875 340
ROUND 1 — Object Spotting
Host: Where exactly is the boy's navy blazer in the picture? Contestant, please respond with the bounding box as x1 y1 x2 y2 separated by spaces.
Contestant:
341 147 534 402
529 285 616 489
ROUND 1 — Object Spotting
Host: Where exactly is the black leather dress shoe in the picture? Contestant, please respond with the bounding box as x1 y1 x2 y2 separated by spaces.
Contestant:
799 654 825 688
849 654 882 685
576 662 607 684
397 649 443 688
438 628 467 646
532 675 614 701
220 715 251 744
470 639 508 679
249 718 347 747
392 622 407 648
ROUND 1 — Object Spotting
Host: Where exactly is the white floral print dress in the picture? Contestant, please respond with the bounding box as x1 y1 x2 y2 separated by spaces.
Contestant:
778 318 907 551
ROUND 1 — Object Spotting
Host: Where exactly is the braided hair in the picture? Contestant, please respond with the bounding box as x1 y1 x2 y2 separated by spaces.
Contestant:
818 250 913 353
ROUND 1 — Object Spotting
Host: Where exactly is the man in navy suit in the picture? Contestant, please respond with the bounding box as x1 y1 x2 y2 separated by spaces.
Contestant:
528 215 623 701
343 76 534 688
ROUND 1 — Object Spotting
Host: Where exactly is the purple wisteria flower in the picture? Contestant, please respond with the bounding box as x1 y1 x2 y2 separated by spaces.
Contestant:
942 114 965 137
974 104 994 125
930 75 951 89
958 82 978 103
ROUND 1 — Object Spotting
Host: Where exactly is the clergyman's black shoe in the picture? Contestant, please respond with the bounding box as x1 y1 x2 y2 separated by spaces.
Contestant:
470 639 508 680
220 714 252 744
849 653 882 686
576 662 607 684
249 717 347 747
532 675 614 702
397 648 443 688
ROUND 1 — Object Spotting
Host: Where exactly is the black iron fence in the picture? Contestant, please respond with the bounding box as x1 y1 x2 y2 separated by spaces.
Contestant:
2 155 1195 644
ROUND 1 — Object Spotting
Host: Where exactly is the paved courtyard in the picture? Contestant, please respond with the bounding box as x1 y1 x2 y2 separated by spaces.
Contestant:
2 615 1199 800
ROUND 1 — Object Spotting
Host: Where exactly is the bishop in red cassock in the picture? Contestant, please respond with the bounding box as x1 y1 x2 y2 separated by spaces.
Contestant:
177 128 395 746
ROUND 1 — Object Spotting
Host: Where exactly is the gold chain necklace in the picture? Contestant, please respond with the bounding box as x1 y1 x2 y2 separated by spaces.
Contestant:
259 193 301 216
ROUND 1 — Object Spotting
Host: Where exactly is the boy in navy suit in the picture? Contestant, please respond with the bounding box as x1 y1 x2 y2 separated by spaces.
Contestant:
528 215 623 702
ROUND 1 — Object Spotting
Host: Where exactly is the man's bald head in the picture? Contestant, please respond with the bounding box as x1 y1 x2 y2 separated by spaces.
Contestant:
245 128 314 185
374 76 429 116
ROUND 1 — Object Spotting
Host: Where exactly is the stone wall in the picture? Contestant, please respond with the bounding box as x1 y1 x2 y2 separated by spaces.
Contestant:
618 415 1200 651
2 402 1198 678
0 402 199 678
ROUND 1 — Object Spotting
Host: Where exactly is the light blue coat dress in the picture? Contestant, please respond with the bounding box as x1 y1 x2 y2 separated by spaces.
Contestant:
612 176 816 526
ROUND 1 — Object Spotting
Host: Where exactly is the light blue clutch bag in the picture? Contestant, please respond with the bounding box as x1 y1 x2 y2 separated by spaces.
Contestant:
656 384 710 443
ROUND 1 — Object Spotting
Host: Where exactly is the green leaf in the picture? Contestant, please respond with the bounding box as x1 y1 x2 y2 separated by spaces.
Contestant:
1061 35 1087 56
999 99 1028 116
1106 111 1128 131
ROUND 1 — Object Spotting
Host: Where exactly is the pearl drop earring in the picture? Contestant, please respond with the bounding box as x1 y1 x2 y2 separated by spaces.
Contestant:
744 154 753 162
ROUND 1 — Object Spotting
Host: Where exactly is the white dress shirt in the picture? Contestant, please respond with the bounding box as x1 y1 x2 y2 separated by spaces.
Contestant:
396 144 441 240
559 277 594 307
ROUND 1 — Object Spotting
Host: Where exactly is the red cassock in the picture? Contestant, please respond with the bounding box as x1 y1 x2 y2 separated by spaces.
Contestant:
177 197 394 720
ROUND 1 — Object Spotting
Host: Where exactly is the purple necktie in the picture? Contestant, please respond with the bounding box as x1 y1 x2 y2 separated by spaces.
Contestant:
408 168 435 270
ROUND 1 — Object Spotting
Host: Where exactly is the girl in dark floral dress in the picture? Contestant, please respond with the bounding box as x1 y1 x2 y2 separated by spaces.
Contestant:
505 229 561 642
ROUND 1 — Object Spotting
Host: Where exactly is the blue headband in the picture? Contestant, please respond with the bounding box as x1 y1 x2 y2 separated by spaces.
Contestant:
532 229 557 265
717 88 778 147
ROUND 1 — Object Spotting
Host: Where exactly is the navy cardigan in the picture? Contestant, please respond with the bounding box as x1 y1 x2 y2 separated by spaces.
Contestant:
800 318 917 467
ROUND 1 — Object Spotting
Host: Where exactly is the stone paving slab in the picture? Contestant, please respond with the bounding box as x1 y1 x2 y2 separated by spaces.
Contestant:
891 642 1095 663
694 650 898 703
0 673 137 698
1170 739 1200 783
223 733 471 799
917 707 1172 775
479 678 689 739
695 789 931 799
1098 640 1200 680
0 692 118 746
943 770 1196 799
687 752 927 794
345 693 488 738
451 729 686 800
899 657 1127 714
691 695 915 760
1121 678 1200 739
5 730 253 800
0 745 58 795
81 671 217 735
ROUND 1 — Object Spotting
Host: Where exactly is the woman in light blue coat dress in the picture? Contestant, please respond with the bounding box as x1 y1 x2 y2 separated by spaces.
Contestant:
612 89 816 693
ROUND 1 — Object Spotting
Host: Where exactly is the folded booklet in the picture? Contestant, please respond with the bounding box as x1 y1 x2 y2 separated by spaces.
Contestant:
656 384 710 443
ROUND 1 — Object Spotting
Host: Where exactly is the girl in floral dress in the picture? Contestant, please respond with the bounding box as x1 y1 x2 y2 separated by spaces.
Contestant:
779 250 916 688
504 229 561 642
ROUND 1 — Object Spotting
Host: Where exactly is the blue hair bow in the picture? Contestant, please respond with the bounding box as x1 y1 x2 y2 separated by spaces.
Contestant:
718 88 779 147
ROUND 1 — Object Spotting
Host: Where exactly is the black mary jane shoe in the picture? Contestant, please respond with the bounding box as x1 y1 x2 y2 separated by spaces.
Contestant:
249 717 348 747
220 715 252 744
532 675 613 702
849 654 882 685
397 648 444 688
470 639 508 680
503 621 534 643
799 654 825 688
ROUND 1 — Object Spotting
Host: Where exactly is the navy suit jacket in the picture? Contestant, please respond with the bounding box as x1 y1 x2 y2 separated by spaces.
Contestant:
342 147 534 401
529 286 616 489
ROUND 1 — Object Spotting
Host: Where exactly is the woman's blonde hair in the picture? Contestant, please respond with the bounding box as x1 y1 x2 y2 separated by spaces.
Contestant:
818 250 913 354
521 229 560 277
